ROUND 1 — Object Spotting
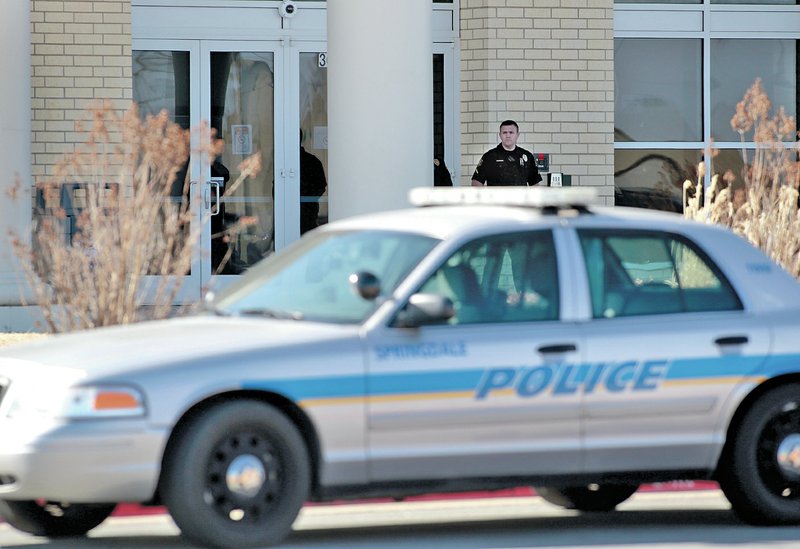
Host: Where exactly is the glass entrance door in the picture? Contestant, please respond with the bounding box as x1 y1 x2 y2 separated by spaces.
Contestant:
201 43 282 280
132 40 203 303
207 42 329 292
292 45 330 240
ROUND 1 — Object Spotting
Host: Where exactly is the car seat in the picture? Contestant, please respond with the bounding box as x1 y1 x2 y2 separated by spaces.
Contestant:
439 263 484 324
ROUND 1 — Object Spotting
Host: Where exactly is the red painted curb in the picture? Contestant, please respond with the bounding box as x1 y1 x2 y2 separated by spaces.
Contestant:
111 481 720 517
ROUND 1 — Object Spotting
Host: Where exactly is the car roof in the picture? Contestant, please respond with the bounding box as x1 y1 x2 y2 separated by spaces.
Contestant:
325 187 705 241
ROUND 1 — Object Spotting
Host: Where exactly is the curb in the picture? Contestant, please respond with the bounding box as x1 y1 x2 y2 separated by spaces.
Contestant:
111 481 720 517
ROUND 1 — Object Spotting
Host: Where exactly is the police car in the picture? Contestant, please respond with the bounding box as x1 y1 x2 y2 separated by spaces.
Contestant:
1 186 799 548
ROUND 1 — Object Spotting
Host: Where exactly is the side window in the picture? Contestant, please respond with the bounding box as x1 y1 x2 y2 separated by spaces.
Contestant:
419 231 559 324
578 230 742 319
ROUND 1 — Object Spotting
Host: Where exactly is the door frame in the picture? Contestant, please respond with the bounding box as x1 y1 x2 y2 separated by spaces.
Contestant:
433 41 459 186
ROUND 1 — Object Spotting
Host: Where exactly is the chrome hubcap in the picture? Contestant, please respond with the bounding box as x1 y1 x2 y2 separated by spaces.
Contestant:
225 454 266 497
777 434 800 478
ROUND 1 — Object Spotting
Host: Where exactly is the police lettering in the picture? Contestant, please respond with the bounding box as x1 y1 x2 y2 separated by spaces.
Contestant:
475 360 669 399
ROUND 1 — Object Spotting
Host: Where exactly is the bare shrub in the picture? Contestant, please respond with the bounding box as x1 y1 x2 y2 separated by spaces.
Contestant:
684 79 800 278
7 102 261 333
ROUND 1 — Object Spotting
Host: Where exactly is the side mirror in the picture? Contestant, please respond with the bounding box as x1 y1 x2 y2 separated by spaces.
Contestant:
349 270 381 300
394 293 455 328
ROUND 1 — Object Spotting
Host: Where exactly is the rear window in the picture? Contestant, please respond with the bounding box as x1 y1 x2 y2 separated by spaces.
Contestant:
578 230 742 319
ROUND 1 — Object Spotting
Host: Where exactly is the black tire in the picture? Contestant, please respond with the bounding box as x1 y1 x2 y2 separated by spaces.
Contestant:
535 483 639 512
718 383 800 525
0 500 115 537
160 400 310 548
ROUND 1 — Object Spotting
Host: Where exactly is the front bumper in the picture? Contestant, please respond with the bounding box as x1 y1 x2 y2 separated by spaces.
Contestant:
0 417 169 503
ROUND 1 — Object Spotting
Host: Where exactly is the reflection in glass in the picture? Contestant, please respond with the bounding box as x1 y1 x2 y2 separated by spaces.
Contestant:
711 39 797 143
211 52 276 274
615 149 701 212
132 50 192 274
708 149 749 196
299 52 329 235
133 51 190 129
615 39 702 142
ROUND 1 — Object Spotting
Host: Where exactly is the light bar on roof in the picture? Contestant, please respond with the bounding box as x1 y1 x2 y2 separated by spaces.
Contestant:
408 186 601 208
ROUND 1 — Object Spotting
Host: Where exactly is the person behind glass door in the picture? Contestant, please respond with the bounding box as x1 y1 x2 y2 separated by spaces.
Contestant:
299 129 328 234
471 120 542 187
434 156 453 186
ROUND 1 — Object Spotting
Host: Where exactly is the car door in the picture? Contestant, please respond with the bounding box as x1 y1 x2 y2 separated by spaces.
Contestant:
573 228 770 474
364 229 583 482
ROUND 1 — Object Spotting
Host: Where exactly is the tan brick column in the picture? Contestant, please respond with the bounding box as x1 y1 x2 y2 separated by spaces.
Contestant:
31 0 132 180
460 0 614 202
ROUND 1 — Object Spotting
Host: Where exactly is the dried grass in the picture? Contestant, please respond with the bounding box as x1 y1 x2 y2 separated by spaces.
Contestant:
7 102 261 333
684 79 800 278
0 333 48 347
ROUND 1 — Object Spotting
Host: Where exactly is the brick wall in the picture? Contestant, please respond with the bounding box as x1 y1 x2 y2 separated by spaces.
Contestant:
30 0 132 180
460 0 614 202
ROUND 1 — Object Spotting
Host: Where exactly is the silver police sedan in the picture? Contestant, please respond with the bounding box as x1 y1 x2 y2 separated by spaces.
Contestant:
1 187 799 548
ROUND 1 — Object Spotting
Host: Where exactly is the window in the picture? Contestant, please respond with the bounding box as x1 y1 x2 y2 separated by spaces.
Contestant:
615 39 702 143
418 232 559 324
613 3 800 212
214 230 439 324
133 51 190 130
711 39 798 144
578 230 742 319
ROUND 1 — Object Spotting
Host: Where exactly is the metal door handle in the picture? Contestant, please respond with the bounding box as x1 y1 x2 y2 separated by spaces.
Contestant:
208 180 221 216
537 343 577 354
715 335 748 346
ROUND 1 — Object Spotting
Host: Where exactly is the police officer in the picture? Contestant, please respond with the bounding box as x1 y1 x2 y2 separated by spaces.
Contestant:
471 120 542 186
300 129 327 234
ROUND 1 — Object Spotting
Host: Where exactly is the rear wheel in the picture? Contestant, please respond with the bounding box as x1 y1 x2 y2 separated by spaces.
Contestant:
718 383 800 524
535 483 638 512
161 400 310 548
0 500 115 537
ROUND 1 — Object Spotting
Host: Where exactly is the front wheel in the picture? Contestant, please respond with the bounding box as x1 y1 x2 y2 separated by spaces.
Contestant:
534 483 639 512
718 383 800 524
0 500 115 537
160 400 311 548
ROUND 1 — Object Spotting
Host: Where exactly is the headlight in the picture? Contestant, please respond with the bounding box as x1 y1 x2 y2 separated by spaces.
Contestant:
5 384 146 419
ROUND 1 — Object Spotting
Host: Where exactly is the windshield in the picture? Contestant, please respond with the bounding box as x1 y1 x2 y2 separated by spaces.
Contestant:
211 230 440 324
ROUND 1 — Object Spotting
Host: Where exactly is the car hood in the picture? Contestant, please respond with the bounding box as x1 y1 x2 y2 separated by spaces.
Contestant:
0 315 361 378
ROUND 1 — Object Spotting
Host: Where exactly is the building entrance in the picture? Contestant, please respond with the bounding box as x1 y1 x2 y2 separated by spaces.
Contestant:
133 39 330 298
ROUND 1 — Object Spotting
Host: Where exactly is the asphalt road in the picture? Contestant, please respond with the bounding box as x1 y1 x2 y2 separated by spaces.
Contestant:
0 490 798 549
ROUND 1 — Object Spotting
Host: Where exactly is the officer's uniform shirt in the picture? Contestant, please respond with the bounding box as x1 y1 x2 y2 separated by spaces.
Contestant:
472 144 543 186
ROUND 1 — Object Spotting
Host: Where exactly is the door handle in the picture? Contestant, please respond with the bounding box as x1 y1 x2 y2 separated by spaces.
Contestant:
537 343 577 354
714 335 748 346
208 180 221 216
